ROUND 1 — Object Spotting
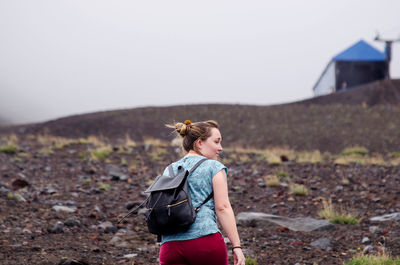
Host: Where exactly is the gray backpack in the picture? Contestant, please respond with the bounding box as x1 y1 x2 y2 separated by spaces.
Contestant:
118 158 213 241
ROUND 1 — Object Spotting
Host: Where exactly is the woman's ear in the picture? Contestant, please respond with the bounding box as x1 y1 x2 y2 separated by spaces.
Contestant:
195 139 203 151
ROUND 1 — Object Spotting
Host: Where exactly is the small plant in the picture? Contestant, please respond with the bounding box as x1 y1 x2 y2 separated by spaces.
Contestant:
238 154 252 164
245 257 258 265
78 152 87 160
233 185 241 191
99 183 110 190
342 178 350 185
86 135 107 147
289 183 308 196
90 145 113 161
0 143 18 154
125 133 137 147
120 157 127 165
83 178 91 183
344 252 400 265
318 198 361 225
390 152 400 158
17 152 31 158
39 147 54 155
330 215 360 225
276 171 289 178
143 137 168 147
264 175 280 187
341 146 369 156
267 154 281 166
296 150 322 164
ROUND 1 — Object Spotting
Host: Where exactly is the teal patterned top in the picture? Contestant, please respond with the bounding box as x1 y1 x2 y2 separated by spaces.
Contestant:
160 155 227 244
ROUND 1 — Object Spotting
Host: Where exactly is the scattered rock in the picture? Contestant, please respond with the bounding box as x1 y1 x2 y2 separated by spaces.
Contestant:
116 241 129 248
370 212 400 222
50 222 64 234
44 186 58 194
52 205 77 213
109 236 122 244
369 226 381 234
64 216 81 227
363 245 374 254
57 258 89 265
123 253 138 258
98 221 117 233
310 237 331 250
11 178 29 190
362 237 371 244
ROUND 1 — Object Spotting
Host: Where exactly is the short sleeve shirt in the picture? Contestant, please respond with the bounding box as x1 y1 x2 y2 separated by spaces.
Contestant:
160 155 227 244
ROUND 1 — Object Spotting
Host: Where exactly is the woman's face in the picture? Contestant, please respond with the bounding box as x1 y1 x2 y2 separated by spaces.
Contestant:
197 128 223 160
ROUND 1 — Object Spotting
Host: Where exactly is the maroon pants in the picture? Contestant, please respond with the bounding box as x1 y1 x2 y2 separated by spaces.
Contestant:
159 233 228 265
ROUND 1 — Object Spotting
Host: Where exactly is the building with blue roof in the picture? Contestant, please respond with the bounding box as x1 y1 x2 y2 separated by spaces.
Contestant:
313 40 388 96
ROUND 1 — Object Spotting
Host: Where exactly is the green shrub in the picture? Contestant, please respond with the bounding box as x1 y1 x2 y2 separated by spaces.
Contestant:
330 215 360 225
341 146 369 156
0 143 18 154
276 171 289 178
344 253 400 265
99 183 110 190
390 152 400 158
245 257 258 265
90 146 112 160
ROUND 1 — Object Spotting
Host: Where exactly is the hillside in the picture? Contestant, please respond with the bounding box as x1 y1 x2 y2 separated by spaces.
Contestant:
1 79 400 154
297 79 400 106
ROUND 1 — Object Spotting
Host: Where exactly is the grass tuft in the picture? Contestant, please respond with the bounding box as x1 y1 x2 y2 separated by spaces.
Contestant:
289 183 308 196
90 145 113 161
125 133 137 147
0 142 18 154
344 252 400 265
341 146 369 156
245 257 258 265
264 175 280 187
318 198 361 225
296 150 323 163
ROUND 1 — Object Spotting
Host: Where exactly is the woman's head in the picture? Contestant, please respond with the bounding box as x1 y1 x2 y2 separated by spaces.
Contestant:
167 120 223 160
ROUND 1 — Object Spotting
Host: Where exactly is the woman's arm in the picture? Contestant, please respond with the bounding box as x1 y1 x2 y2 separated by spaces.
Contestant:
213 169 245 265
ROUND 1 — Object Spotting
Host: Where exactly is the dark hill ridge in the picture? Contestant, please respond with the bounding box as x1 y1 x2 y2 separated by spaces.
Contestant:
297 79 400 106
1 79 400 154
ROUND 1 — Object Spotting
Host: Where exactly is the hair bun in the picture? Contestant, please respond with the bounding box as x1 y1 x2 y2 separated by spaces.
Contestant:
176 122 190 137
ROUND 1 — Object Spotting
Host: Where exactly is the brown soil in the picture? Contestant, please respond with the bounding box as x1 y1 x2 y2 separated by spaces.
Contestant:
1 137 400 264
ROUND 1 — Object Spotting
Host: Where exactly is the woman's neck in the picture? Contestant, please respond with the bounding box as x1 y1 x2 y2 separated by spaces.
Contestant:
185 150 202 157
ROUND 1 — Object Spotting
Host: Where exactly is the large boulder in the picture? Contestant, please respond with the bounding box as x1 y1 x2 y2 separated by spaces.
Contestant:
236 212 334 232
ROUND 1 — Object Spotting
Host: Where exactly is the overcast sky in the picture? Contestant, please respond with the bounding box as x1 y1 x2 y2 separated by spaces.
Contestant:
1 0 399 124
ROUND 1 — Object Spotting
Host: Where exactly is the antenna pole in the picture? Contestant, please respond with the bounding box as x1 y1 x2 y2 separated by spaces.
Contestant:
374 33 400 79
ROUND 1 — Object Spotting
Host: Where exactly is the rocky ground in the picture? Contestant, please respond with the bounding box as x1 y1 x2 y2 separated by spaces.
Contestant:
1 135 400 264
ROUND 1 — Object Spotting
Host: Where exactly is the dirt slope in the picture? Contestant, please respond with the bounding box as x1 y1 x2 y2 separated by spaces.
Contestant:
1 79 400 154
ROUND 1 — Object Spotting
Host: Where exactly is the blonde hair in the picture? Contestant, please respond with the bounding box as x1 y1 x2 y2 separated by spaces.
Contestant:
166 120 219 152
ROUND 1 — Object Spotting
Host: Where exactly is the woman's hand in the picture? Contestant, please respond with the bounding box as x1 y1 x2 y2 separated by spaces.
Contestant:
233 248 245 265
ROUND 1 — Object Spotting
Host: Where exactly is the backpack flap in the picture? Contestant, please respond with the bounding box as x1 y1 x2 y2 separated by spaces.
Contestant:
144 169 188 193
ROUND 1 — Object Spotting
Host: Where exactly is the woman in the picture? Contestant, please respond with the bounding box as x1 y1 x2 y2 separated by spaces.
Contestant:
159 120 245 265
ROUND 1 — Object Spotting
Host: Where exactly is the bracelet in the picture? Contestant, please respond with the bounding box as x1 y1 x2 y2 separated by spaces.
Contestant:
232 246 242 251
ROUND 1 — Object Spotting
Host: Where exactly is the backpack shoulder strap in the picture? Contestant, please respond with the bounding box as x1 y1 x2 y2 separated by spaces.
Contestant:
168 164 175 177
188 158 208 174
195 192 214 212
